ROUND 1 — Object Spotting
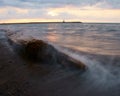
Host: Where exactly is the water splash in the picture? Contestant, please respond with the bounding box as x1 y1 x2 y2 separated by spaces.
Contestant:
6 30 120 81
3 28 120 93
54 47 120 91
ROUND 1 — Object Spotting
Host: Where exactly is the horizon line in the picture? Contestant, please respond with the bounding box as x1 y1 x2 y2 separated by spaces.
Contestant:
0 21 120 25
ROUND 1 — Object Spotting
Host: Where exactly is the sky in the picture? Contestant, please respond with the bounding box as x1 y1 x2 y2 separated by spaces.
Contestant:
0 0 120 23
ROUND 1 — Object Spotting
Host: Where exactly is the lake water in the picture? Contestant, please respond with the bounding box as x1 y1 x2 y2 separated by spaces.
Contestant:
0 23 120 55
0 23 120 96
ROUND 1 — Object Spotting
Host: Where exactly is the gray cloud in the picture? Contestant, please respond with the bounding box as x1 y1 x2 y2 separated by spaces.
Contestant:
0 0 119 23
0 0 119 9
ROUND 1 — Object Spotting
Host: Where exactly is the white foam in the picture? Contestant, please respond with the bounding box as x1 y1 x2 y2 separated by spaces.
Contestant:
53 46 120 89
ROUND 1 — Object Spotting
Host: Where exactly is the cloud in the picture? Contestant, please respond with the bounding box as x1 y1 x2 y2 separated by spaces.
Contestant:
0 0 120 23
0 0 120 9
0 6 48 20
46 5 120 21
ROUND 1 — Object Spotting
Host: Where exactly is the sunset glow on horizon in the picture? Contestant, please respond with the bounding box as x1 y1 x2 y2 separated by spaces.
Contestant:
0 0 120 23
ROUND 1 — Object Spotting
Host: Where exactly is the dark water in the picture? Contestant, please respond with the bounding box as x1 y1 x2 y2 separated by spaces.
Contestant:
0 23 120 96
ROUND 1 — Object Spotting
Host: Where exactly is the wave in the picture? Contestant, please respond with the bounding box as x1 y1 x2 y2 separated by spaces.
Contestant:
7 32 86 71
1 29 120 95
7 30 120 77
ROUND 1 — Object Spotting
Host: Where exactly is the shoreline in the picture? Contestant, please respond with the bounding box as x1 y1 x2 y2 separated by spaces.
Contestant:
0 22 82 25
1 22 120 25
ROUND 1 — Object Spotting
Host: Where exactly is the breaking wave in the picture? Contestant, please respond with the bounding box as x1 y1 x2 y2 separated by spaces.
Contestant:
1 28 120 96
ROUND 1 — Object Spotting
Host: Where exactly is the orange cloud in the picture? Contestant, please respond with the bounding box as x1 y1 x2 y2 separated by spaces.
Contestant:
47 5 120 22
0 7 28 14
0 18 61 23
0 5 120 23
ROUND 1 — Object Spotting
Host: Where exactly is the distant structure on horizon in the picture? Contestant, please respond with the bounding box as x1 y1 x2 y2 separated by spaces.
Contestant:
62 20 82 23
0 20 83 25
62 20 65 23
